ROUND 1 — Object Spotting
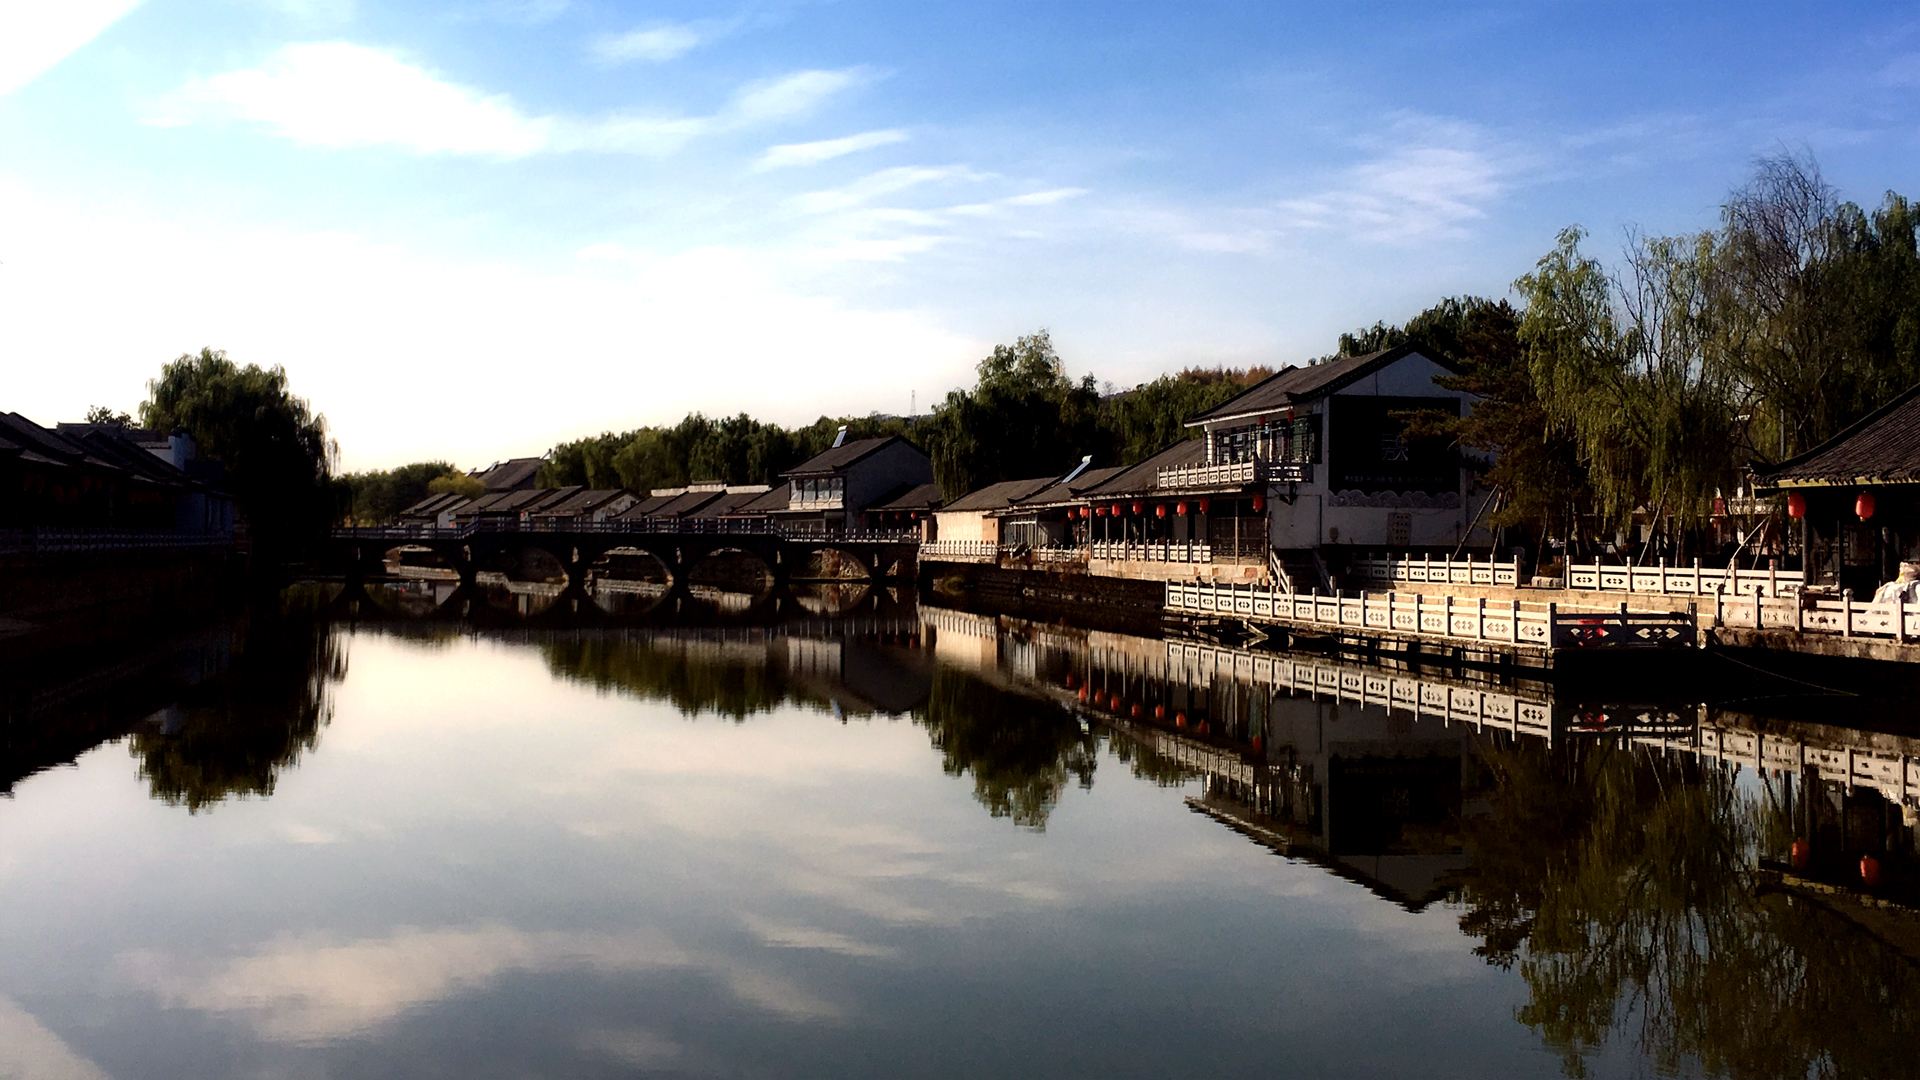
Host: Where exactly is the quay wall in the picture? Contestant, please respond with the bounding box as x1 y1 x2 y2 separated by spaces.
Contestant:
921 562 1167 634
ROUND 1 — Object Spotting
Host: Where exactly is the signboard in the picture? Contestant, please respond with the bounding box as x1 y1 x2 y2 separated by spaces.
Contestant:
1328 396 1460 493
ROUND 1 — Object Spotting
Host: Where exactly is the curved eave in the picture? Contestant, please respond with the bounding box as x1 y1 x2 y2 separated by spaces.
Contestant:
1762 476 1920 491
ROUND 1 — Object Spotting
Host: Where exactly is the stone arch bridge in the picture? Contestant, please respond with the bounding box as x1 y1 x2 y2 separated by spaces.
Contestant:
327 523 920 591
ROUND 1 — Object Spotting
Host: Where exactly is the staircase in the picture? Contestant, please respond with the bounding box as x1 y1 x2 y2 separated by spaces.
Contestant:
1269 548 1330 595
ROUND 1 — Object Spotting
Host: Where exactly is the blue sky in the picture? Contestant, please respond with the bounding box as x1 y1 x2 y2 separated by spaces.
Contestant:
3 1 1917 470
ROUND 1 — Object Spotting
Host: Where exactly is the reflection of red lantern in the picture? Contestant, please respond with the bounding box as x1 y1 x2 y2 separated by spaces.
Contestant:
1176 501 1189 516
1132 500 1143 514
1786 491 1806 520
1109 692 1123 710
1155 504 1167 518
1790 838 1809 869
1130 703 1142 719
1198 497 1210 513
1250 735 1263 754
1857 490 1876 521
1076 687 1088 702
1862 854 1884 888
1065 673 1077 689
1197 721 1210 735
1153 704 1166 720
1251 495 1265 513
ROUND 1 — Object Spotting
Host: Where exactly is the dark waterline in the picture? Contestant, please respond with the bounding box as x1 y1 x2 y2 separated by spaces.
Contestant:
2 583 1917 1079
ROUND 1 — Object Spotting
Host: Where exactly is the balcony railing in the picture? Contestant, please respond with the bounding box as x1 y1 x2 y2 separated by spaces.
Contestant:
789 492 845 510
1089 539 1214 564
1157 458 1260 490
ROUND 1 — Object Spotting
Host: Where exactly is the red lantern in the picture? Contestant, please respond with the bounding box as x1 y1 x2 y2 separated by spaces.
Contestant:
1176 501 1189 516
1862 853 1884 888
1132 500 1143 514
1094 505 1105 517
1251 495 1265 513
1790 837 1810 870
1155 504 1167 518
1079 506 1090 519
1857 490 1876 522
1076 686 1088 702
1130 703 1142 719
1153 704 1166 720
1250 735 1263 754
1786 491 1806 520
1198 497 1210 513
1064 674 1078 689
1109 692 1123 710
1174 711 1187 729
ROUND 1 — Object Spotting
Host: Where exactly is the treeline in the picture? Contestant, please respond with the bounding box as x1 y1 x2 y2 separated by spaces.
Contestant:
536 336 1272 498
1360 153 1920 557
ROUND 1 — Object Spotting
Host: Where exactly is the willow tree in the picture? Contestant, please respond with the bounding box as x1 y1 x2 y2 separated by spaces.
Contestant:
1517 228 1741 554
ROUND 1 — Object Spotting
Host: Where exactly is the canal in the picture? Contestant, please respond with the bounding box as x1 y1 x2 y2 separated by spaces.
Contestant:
1 583 1917 1078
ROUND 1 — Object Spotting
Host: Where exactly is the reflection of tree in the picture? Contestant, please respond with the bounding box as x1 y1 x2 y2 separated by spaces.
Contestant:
917 670 1095 829
541 637 787 721
128 610 346 812
1102 725 1202 787
1461 738 1920 1079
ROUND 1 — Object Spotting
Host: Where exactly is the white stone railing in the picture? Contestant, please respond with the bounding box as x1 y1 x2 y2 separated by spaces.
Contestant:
1164 580 1696 651
1089 540 1214 564
1351 552 1522 588
922 540 998 562
1711 591 1920 643
1157 458 1261 489
1567 558 1801 598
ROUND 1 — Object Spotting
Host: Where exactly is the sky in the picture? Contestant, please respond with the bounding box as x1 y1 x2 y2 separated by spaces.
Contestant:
2 1 1918 471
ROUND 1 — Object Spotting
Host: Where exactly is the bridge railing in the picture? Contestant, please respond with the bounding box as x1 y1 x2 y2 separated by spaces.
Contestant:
922 540 998 562
335 520 919 544
0 528 236 556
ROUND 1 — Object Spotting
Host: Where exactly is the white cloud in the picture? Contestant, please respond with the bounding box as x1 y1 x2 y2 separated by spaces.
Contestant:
944 186 1088 216
730 67 873 124
0 0 142 96
149 41 554 156
0 996 110 1080
793 164 985 214
147 43 869 158
1272 115 1520 244
755 128 909 171
593 22 708 63
0 179 984 470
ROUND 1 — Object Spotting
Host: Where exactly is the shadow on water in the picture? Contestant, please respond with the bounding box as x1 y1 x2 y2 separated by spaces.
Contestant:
10 582 1920 1077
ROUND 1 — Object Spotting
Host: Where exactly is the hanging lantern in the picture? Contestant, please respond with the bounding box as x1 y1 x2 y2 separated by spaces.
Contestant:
1155 504 1167 519
1094 505 1105 517
1153 704 1166 720
1862 854 1884 888
1856 490 1876 522
1174 712 1187 729
1251 495 1265 513
1132 500 1143 515
1198 497 1210 513
1130 703 1142 719
1786 491 1805 520
1790 837 1809 870
1176 501 1189 517
1064 673 1078 689
1079 506 1090 519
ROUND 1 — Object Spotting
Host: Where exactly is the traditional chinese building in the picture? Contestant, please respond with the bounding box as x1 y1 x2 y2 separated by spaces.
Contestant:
1761 383 1920 595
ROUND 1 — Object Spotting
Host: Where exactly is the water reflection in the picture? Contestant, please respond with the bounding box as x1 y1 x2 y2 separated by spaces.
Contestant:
4 589 1920 1078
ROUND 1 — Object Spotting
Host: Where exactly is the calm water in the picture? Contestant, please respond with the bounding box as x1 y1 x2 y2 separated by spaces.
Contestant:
3 586 1918 1079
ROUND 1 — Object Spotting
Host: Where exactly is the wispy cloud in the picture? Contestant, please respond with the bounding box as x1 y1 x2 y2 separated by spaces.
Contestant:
756 128 909 170
1272 114 1522 244
0 0 142 96
148 43 867 157
945 186 1088 216
593 21 715 63
731 67 875 123
793 164 985 214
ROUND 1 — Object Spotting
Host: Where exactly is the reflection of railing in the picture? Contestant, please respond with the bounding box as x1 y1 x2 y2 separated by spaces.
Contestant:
1352 552 1522 588
1165 581 1696 652
1567 558 1800 598
1157 458 1263 489
922 540 998 562
1089 540 1214 564
0 528 235 555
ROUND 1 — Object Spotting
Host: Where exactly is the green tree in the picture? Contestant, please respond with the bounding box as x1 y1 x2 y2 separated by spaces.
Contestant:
140 348 337 557
923 330 1102 494
84 405 133 426
339 461 462 524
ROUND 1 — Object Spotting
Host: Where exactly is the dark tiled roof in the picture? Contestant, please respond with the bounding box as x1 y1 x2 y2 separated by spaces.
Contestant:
652 490 725 518
730 486 790 515
870 482 944 512
1764 384 1920 487
685 489 770 519
1012 466 1128 509
471 457 545 491
399 491 466 517
1082 439 1207 497
537 488 632 516
616 493 679 520
783 435 921 477
939 476 1057 513
1186 345 1455 424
